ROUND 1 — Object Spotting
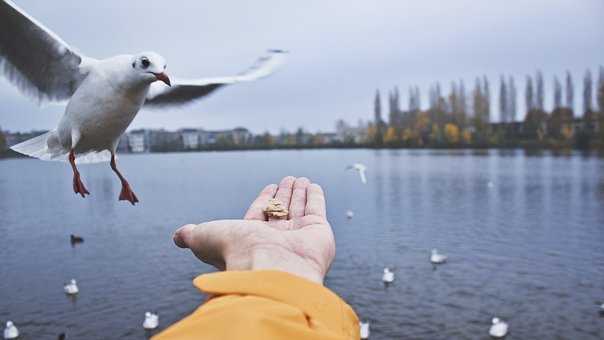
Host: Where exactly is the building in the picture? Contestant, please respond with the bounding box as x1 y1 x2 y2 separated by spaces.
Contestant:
180 128 200 150
127 129 149 153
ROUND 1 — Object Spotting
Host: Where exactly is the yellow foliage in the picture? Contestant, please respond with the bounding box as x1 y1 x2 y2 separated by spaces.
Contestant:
561 125 573 140
402 128 414 142
444 123 460 144
462 129 472 144
384 127 398 143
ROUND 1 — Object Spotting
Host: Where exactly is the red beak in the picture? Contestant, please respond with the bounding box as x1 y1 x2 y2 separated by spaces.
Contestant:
154 72 171 87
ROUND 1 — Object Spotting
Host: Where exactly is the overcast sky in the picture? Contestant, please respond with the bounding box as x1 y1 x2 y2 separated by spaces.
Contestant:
1 0 603 133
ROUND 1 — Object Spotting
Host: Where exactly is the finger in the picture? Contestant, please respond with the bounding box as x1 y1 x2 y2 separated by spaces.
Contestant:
269 176 296 221
289 177 311 218
172 222 229 270
244 184 278 220
305 183 326 218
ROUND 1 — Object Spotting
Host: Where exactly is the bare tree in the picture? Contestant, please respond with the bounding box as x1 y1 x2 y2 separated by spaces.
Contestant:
565 71 574 112
583 70 593 114
499 76 508 122
553 76 563 110
525 75 534 112
509 76 517 122
536 70 544 110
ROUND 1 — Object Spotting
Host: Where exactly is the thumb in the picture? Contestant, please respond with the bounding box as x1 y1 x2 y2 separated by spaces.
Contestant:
173 221 234 270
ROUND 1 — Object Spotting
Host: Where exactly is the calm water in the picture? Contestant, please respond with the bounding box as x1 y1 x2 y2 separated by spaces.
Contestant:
1 149 603 339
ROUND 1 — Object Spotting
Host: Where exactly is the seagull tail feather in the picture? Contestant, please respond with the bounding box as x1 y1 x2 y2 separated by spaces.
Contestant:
10 131 67 161
10 132 111 164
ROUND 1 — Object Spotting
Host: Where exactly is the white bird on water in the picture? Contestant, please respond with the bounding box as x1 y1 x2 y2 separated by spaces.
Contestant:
346 163 367 184
488 317 508 338
3 321 19 339
346 210 354 219
359 321 370 339
382 267 394 283
143 312 159 330
0 0 286 205
64 279 79 295
430 249 447 264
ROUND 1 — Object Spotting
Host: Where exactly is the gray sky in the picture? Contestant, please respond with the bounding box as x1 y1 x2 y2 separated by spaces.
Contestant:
1 0 603 133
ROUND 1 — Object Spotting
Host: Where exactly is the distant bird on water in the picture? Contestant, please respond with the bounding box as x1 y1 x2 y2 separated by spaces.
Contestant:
346 163 367 184
3 321 18 339
430 249 447 264
0 0 286 205
382 267 394 283
488 317 508 338
346 210 354 219
70 234 84 245
64 279 79 295
143 312 159 330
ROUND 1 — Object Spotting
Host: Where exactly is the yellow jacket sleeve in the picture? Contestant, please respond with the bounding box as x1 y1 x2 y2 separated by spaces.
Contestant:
153 270 359 340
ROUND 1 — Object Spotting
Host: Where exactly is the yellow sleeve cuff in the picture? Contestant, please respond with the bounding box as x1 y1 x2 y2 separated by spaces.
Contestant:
154 270 359 340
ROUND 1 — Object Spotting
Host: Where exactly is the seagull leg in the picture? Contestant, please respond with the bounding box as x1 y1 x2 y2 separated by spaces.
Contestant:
69 150 90 197
110 154 139 205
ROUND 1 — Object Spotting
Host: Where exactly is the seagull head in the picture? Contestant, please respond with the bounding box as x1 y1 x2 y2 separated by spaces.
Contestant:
132 52 171 86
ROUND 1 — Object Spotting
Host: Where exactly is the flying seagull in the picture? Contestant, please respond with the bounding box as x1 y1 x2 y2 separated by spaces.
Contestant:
346 163 367 184
0 0 286 205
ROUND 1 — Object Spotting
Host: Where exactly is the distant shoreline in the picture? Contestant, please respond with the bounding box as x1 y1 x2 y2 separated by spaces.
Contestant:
2 144 602 159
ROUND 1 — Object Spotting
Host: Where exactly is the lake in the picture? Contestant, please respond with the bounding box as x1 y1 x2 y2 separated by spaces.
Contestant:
1 149 603 339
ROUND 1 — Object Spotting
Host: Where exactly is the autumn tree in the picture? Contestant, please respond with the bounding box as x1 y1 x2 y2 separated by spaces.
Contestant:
0 127 6 152
597 66 604 114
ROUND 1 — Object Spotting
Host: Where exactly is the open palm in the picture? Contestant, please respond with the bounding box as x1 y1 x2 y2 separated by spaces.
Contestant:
173 177 335 284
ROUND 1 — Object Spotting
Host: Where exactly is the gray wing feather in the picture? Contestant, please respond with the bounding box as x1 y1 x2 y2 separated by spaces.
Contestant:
144 50 286 108
0 0 87 102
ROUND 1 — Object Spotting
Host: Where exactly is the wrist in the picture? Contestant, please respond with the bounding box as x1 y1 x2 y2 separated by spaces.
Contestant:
225 244 325 284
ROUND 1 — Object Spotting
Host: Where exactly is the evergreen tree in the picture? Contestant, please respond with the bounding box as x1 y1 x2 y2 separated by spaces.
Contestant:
536 70 544 110
597 66 604 113
525 75 534 112
499 76 508 122
483 76 491 123
565 71 574 112
583 70 593 114
509 76 517 122
0 127 6 152
374 90 384 145
553 76 563 109
459 79 467 118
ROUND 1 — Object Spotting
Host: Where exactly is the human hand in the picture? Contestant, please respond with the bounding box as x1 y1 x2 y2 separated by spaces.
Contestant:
173 177 335 284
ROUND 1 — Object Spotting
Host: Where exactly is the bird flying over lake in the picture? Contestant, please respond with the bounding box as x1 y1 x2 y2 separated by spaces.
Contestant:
346 163 367 184
0 0 286 205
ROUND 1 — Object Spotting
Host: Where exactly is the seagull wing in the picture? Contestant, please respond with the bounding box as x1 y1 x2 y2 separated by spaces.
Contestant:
0 0 89 102
144 50 286 108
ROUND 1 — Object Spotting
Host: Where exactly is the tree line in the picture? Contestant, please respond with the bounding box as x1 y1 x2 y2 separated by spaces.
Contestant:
370 67 604 149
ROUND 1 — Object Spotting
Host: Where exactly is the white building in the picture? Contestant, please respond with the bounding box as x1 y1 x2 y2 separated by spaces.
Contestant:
128 130 148 153
180 129 200 149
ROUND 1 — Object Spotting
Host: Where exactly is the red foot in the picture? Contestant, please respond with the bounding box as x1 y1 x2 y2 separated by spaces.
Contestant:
119 181 139 205
73 173 90 198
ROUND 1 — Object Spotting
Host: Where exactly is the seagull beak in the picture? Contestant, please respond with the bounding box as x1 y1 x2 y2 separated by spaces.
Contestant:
153 72 171 87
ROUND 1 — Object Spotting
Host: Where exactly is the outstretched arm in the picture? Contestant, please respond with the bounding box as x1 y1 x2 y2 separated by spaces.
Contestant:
153 177 359 340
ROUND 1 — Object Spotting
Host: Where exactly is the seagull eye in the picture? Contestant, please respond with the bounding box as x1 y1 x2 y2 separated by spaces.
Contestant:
141 57 150 69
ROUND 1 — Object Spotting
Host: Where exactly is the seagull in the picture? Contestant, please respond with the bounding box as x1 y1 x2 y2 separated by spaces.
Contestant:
346 163 367 184
599 302 604 315
489 317 508 338
143 312 159 330
382 267 394 283
3 321 18 340
345 210 354 219
359 321 370 339
69 234 84 245
64 279 79 295
430 249 447 264
1 0 286 205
